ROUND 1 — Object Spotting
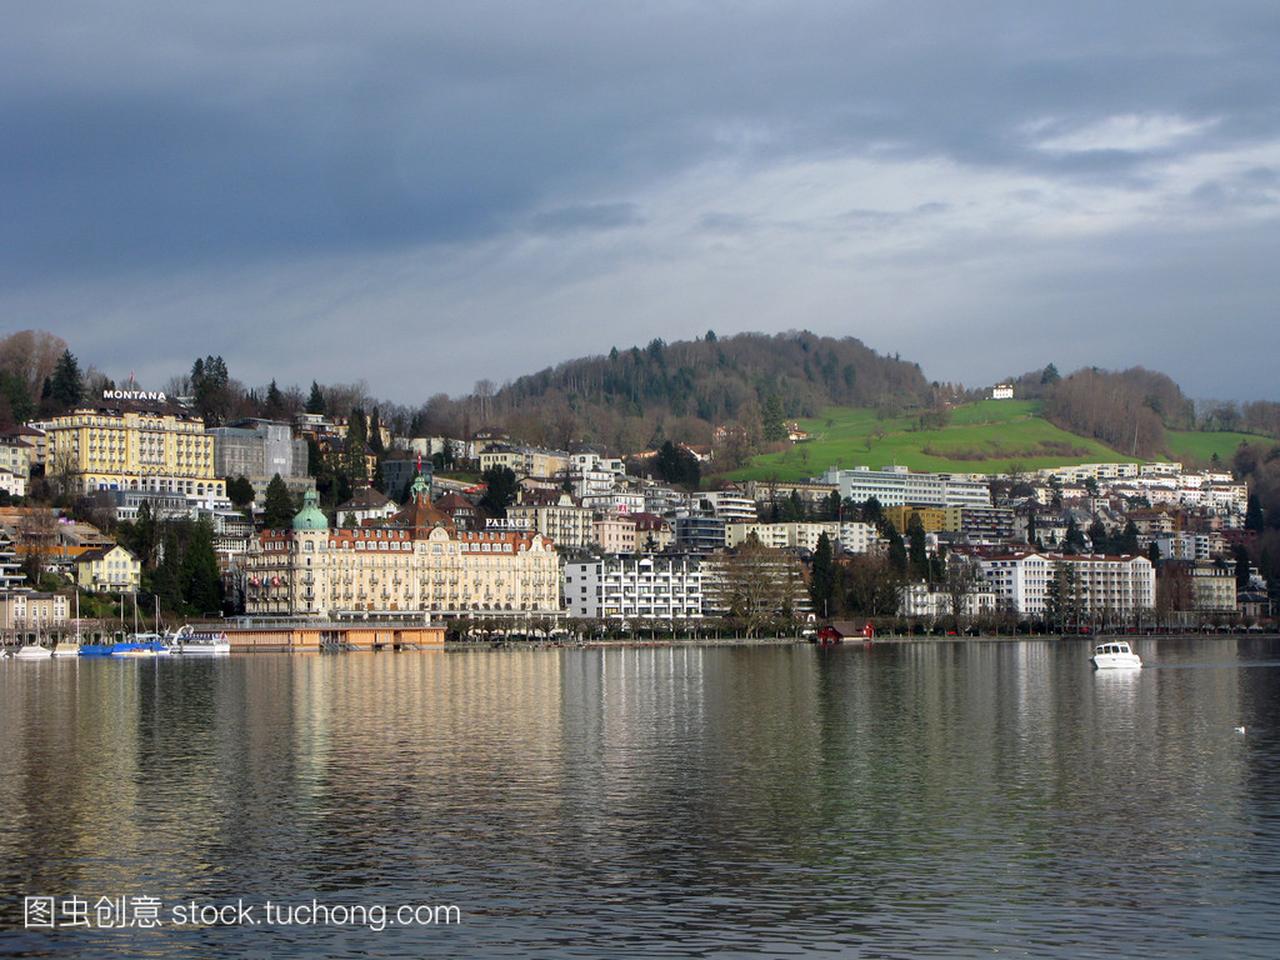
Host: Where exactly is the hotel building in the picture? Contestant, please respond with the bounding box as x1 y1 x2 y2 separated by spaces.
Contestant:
40 390 225 502
244 476 560 619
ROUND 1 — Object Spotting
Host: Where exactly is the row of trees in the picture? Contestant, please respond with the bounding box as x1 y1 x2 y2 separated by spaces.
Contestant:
0 330 95 427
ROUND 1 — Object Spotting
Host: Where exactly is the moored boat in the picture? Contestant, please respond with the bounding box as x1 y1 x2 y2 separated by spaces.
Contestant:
12 644 53 660
1090 640 1142 670
51 642 80 657
169 626 230 655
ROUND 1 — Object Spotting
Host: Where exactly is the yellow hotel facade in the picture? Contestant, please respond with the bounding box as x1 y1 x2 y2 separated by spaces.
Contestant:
245 478 561 620
42 391 225 501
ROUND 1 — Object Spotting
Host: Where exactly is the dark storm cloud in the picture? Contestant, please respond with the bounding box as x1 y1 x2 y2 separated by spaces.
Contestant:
3 1 1279 398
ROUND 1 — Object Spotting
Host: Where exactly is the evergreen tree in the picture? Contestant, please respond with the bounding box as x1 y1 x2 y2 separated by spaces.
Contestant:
1147 541 1162 567
907 514 929 580
1234 544 1252 590
1246 493 1265 533
1064 517 1086 553
784 489 805 522
1041 363 1060 385
479 466 518 518
49 349 83 410
344 407 369 481
190 355 231 423
182 519 222 614
862 496 883 528
705 330 717 342
810 533 836 617
1087 519 1108 552
132 500 157 568
263 474 296 529
368 405 385 454
1117 520 1140 555
762 395 786 442
226 475 256 508
827 490 842 520
264 379 285 419
306 381 326 415
885 522 908 575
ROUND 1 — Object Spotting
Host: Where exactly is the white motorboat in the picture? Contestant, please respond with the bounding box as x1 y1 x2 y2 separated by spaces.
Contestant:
1091 640 1142 670
51 642 80 657
12 644 53 660
170 626 231 655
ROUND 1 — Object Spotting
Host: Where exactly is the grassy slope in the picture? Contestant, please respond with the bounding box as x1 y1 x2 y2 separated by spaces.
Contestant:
726 400 1139 481
1164 429 1269 465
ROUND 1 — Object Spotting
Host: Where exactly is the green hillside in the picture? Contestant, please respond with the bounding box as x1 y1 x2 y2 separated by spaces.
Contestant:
1164 429 1268 464
726 400 1139 481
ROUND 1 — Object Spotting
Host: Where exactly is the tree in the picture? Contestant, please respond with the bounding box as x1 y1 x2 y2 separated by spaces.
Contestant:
1246 493 1265 533
190 355 231 424
861 496 883 528
49 349 83 411
182 519 223 614
885 522 907 575
906 514 929 580
226 475 256 508
478 466 518 518
306 381 326 415
1234 544 1252 591
343 407 369 482
1041 363 1060 385
263 474 296 529
264 379 286 420
720 536 798 637
653 441 700 489
944 558 978 627
784 489 805 522
1087 519 1108 552
827 490 842 521
762 395 786 442
368 405 385 454
810 533 837 618
705 330 717 342
1063 517 1086 554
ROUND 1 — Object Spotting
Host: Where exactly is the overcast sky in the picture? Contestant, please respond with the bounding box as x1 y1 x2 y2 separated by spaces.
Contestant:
4 1 1278 403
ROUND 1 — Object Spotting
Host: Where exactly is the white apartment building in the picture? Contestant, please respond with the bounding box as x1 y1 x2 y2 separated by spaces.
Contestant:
977 552 1155 618
1035 462 1141 483
724 520 877 554
1147 532 1227 562
898 582 999 618
696 490 758 522
820 466 991 509
0 470 26 499
563 555 703 622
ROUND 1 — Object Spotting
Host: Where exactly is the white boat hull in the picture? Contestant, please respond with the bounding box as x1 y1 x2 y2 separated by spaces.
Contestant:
1091 653 1143 669
51 643 80 658
175 642 231 655
12 645 53 660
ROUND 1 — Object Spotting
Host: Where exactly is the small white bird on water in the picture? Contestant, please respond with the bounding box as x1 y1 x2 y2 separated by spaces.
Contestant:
1235 726 1247 734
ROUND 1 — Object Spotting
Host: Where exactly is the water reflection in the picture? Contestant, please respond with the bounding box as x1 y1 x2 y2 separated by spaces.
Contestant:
1 639 1278 958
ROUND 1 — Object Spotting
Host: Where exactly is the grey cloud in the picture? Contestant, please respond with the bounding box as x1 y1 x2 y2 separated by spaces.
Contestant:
2 1 1280 399
528 203 643 235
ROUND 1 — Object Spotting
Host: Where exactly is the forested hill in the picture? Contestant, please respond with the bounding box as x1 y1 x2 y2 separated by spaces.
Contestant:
472 331 932 454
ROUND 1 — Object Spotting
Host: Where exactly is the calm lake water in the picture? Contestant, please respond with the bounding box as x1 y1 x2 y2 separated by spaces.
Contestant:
2 639 1279 959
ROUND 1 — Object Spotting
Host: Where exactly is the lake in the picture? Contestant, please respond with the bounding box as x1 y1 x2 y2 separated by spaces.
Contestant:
2 638 1279 958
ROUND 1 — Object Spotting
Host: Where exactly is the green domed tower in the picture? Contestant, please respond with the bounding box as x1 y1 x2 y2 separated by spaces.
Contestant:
292 488 329 531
